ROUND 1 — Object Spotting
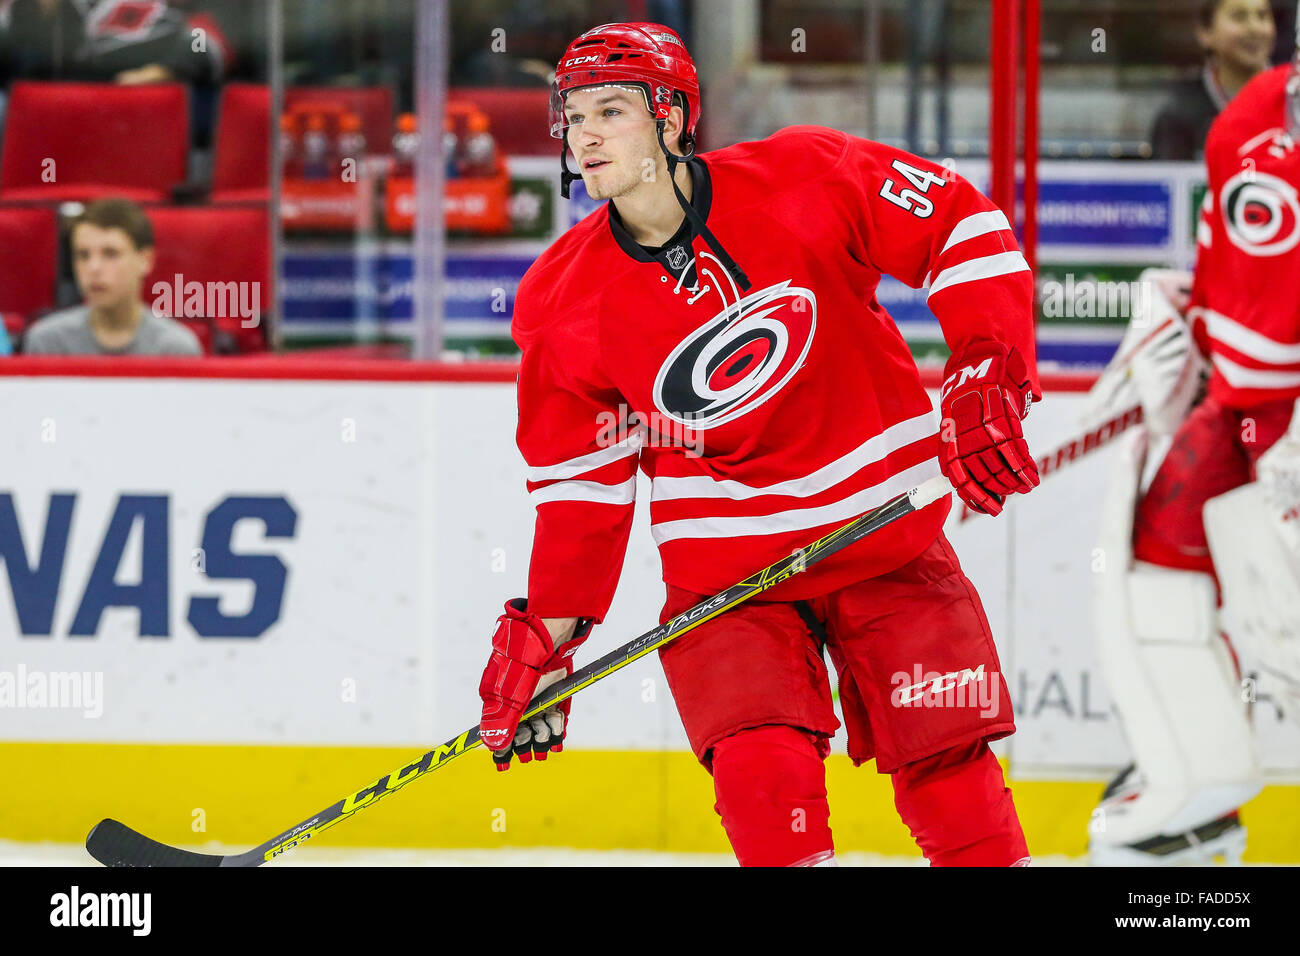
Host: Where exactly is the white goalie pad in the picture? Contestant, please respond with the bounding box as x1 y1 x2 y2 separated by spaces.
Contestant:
1204 413 1300 725
1081 268 1206 438
1256 397 1300 553
1091 430 1262 848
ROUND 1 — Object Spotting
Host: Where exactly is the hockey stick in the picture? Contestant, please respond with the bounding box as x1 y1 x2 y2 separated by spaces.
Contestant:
86 474 954 867
955 403 1143 523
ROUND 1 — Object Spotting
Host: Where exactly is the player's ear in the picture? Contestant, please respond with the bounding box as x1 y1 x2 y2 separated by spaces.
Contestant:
666 103 686 153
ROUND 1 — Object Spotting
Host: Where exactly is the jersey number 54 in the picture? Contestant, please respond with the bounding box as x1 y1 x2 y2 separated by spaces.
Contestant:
878 159 949 219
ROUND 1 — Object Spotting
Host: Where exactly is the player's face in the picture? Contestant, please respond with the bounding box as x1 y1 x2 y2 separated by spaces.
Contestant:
71 224 153 312
564 86 662 201
1200 0 1276 75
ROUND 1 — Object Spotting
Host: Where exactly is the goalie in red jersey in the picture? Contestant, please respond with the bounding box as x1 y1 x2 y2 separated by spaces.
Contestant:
476 22 1041 866
1086 17 1300 866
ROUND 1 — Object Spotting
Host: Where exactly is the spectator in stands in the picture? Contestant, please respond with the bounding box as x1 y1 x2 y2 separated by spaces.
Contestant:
1151 0 1276 159
23 199 201 356
0 1 245 149
0 0 234 85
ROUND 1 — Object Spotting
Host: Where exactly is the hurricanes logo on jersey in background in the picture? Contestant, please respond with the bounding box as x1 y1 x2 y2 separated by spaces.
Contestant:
1220 169 1300 256
652 279 817 429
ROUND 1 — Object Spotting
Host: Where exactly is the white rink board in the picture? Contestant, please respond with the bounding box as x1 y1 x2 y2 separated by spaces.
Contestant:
1 375 1296 777
1 378 440 745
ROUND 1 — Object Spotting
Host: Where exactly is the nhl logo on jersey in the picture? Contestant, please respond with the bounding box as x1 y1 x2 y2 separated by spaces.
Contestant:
1220 169 1300 256
666 245 689 270
652 279 817 429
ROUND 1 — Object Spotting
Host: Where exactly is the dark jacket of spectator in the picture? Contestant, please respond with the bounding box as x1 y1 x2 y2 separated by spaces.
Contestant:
0 0 234 86
1151 65 1227 160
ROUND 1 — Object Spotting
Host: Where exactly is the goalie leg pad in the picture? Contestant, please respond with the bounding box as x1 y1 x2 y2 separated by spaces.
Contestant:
711 725 834 867
1094 433 1262 847
1205 482 1300 725
1203 397 1300 722
891 737 1029 866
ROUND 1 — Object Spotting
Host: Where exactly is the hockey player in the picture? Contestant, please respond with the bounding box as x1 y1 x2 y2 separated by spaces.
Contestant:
476 22 1041 866
1087 23 1300 865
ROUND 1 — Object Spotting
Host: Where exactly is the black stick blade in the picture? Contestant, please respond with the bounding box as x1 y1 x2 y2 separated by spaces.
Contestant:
86 819 225 867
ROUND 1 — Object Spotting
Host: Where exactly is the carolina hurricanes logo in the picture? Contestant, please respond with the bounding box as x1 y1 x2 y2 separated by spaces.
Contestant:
90 1 166 41
652 280 817 429
1220 169 1300 256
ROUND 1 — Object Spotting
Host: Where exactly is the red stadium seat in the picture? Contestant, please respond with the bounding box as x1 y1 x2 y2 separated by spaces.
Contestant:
176 316 217 355
0 206 58 333
448 88 553 156
284 86 395 158
143 206 271 353
211 84 271 204
0 82 189 203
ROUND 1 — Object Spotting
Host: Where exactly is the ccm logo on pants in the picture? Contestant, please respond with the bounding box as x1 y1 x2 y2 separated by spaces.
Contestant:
893 664 988 706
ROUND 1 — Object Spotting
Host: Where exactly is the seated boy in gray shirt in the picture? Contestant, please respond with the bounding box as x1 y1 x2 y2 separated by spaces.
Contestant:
24 198 202 357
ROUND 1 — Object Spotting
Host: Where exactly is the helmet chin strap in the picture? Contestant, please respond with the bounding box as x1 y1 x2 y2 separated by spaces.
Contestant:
656 120 751 292
558 114 753 293
560 140 582 200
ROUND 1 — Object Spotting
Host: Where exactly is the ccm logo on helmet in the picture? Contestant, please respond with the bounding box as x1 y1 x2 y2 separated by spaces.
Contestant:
564 55 603 68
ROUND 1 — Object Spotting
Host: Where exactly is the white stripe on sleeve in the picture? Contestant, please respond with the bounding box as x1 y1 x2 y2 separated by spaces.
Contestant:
927 251 1030 299
1211 354 1300 390
1205 310 1300 365
527 435 642 483
939 209 1014 256
530 476 638 507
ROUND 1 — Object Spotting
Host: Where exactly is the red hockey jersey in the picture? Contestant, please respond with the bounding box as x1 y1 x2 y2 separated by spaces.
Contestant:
514 125 1037 621
1191 64 1300 409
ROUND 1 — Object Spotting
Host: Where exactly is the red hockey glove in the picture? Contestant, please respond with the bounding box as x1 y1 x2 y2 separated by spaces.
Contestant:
478 599 592 771
938 343 1040 517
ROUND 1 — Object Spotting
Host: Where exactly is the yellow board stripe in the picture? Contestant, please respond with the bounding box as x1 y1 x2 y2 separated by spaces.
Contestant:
3 742 1296 862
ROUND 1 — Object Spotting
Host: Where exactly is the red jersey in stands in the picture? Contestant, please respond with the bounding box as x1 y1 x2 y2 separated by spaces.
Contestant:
514 125 1037 620
1191 64 1300 409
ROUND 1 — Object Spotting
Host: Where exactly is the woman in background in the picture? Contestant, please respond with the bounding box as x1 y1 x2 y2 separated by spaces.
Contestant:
1151 0 1276 159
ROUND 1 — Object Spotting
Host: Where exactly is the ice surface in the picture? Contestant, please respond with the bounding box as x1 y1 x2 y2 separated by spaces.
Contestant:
0 840 1086 866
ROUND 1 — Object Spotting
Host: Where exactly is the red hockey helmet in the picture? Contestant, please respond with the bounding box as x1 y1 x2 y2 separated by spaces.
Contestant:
549 22 701 145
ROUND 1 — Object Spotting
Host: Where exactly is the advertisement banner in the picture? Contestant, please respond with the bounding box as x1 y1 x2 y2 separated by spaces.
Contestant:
2 375 1295 777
